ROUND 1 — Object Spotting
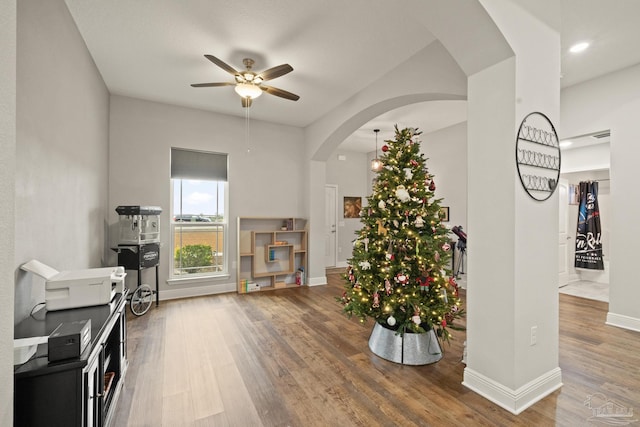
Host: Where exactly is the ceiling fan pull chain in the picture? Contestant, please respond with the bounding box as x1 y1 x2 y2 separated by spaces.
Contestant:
245 102 251 154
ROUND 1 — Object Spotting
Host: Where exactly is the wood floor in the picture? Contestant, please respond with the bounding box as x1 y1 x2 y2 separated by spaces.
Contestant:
112 271 640 426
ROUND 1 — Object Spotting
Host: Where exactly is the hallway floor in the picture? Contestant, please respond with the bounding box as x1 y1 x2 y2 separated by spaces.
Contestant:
559 280 609 303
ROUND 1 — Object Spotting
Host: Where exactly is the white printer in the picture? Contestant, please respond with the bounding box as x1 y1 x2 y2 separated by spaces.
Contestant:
21 259 126 311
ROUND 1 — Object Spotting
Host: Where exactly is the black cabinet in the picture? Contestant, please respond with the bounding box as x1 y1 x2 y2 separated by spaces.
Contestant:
14 291 128 427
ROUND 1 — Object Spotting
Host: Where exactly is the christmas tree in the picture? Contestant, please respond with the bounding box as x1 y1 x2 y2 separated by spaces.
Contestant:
339 126 463 342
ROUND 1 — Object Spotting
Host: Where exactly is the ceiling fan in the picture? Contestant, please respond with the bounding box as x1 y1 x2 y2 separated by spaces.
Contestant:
191 55 300 108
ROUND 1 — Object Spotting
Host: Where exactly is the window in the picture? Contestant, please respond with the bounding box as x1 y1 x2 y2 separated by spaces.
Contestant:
170 148 228 279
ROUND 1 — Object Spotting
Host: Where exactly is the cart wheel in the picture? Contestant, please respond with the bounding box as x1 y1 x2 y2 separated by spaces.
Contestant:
130 284 153 316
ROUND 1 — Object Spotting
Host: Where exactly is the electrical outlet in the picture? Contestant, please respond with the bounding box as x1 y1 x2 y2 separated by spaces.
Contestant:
530 326 537 346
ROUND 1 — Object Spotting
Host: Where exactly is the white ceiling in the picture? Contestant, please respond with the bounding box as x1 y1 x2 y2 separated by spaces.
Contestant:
64 0 640 153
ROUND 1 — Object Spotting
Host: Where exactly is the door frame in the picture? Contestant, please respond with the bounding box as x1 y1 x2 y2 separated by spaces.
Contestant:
325 184 338 267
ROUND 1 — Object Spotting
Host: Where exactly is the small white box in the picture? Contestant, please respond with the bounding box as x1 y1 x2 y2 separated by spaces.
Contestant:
246 282 260 292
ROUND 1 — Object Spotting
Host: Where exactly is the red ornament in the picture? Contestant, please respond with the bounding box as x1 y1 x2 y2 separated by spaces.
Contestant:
441 319 448 327
429 180 436 191
395 273 409 285
381 145 389 152
410 159 418 167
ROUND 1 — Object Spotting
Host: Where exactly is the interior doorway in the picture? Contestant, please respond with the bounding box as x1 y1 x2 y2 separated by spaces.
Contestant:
325 185 338 267
558 179 569 287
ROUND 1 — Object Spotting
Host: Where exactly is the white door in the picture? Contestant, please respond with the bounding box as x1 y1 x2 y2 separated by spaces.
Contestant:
325 185 338 267
558 179 569 287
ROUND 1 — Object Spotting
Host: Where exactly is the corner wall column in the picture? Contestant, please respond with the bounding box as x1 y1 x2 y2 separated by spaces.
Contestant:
306 160 328 286
463 0 562 414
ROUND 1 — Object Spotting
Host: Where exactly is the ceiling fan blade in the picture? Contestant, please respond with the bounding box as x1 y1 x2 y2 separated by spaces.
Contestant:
241 97 253 108
190 82 234 88
204 54 238 75
261 85 300 101
258 64 293 82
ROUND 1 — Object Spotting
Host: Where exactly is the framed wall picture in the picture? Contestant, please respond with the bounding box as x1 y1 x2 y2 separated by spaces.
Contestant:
440 207 450 222
568 184 580 205
344 196 362 218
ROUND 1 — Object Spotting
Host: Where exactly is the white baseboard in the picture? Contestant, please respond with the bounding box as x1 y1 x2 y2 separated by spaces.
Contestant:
606 312 640 332
160 282 236 300
307 276 327 286
462 367 563 415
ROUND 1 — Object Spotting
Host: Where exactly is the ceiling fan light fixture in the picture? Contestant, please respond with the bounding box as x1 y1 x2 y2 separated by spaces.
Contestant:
235 83 262 99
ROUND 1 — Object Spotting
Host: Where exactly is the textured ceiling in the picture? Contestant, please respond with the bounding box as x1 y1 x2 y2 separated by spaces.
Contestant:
64 0 640 152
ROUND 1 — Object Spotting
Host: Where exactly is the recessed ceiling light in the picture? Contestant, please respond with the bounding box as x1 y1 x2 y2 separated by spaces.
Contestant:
559 140 573 148
569 42 589 53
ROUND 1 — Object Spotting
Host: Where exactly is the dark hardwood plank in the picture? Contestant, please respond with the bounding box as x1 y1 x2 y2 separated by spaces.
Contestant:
111 273 640 426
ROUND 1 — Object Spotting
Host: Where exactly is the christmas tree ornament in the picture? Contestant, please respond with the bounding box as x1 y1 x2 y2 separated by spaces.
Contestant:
442 242 451 251
412 314 421 325
434 251 440 262
395 273 409 285
404 168 413 180
410 159 419 167
429 180 436 191
415 216 425 228
377 219 388 236
440 288 449 303
395 185 410 202
373 292 380 308
378 200 386 209
385 279 392 295
359 260 371 270
363 237 369 252
382 145 389 152
387 315 396 326
417 275 430 292
385 241 394 260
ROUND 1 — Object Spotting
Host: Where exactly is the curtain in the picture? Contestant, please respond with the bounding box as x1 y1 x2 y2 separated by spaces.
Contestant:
171 147 228 181
574 181 604 270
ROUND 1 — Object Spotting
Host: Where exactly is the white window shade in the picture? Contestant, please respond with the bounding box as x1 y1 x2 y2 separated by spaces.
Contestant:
171 148 228 181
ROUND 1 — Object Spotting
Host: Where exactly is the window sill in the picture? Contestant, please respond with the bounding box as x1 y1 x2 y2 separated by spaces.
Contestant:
167 273 230 286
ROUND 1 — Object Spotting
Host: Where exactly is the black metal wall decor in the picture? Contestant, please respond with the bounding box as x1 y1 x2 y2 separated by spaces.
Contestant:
516 112 561 201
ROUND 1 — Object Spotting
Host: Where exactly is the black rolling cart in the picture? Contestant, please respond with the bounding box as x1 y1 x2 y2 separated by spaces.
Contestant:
113 205 162 316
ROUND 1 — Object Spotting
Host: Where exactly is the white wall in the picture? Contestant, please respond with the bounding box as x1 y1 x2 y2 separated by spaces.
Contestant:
560 64 640 140
561 143 610 174
325 150 369 266
108 96 306 296
561 64 640 331
420 122 468 231
0 0 16 423
465 0 561 413
14 0 110 322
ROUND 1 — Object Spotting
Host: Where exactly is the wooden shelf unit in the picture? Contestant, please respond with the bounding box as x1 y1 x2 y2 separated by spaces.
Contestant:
237 217 307 293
